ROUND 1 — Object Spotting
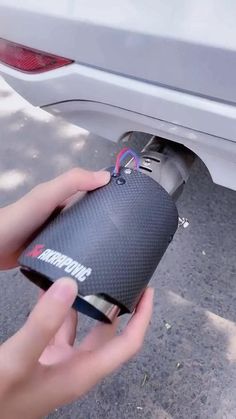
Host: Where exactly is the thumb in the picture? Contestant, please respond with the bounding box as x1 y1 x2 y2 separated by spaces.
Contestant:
0 168 110 259
6 278 78 371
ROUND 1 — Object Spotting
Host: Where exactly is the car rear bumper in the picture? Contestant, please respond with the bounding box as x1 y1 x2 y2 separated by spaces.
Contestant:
1 61 236 144
1 60 236 190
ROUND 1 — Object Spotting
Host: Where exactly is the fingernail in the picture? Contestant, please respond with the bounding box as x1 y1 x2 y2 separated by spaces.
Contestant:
94 171 111 184
50 278 78 303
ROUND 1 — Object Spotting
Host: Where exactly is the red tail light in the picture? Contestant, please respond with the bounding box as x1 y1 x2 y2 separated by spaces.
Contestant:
0 38 73 73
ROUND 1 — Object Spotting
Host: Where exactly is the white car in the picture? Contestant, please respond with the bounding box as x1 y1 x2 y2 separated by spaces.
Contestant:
0 0 236 190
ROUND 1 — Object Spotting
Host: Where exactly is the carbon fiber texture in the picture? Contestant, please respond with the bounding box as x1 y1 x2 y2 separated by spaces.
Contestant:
20 168 178 315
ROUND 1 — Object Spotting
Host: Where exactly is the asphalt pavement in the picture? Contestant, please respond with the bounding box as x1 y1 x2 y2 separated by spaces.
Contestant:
0 77 236 419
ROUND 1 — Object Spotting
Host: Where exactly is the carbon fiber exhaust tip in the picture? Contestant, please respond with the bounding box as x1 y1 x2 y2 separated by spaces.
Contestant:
19 167 178 323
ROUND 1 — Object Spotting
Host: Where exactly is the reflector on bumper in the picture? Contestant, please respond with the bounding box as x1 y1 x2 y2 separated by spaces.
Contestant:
0 38 73 73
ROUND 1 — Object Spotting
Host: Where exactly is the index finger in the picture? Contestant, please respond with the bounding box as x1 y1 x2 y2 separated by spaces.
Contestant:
84 287 154 379
34 288 154 405
0 168 110 258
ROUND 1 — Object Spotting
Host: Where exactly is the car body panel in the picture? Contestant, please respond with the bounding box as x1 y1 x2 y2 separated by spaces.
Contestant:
1 0 236 103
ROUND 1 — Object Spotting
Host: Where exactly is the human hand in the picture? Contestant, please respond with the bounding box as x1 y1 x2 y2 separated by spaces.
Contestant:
0 168 110 269
0 278 153 419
